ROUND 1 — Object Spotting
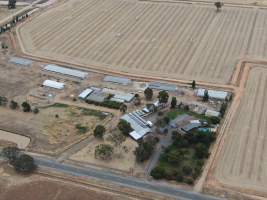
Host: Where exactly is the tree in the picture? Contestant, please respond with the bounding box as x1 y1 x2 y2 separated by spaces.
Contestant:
151 166 165 179
9 100 18 110
182 165 193 176
144 88 153 100
195 143 209 159
134 94 141 106
94 125 106 139
158 91 169 104
220 101 228 117
171 97 177 109
13 154 36 173
8 0 16 9
163 116 170 125
214 1 223 12
33 108 39 114
119 104 127 113
0 96 8 106
95 144 114 160
118 119 133 136
135 137 157 162
202 90 209 102
192 80 196 89
2 146 20 164
21 101 31 112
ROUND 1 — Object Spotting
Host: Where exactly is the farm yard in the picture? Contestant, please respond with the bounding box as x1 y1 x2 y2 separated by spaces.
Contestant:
17 0 267 84
214 67 267 195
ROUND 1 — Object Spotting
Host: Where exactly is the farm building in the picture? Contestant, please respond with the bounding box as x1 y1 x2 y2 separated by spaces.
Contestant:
205 109 220 117
102 88 135 102
170 114 192 128
103 76 132 85
78 89 93 99
181 120 202 133
148 82 177 91
43 80 64 89
196 89 229 100
86 92 108 103
44 64 88 79
121 113 151 140
9 57 33 66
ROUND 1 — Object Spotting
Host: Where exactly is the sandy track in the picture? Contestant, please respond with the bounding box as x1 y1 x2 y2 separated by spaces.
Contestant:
16 0 267 84
0 129 30 149
214 67 267 196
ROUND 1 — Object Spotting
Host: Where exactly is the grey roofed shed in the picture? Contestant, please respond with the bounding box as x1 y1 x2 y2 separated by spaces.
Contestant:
44 64 88 79
148 82 177 91
103 76 132 85
9 57 33 66
181 123 201 132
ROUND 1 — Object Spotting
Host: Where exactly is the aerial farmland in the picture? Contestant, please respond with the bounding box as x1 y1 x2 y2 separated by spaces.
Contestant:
17 0 267 84
1 0 267 199
214 67 267 196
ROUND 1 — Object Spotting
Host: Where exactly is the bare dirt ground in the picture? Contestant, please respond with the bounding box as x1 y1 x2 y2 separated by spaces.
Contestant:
16 0 267 84
70 137 138 172
0 130 30 149
0 6 25 20
0 165 136 200
0 104 107 154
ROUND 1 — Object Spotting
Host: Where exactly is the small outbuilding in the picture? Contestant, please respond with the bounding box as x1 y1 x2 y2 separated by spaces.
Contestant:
196 89 228 100
205 109 220 117
103 76 132 85
79 89 93 99
43 80 64 90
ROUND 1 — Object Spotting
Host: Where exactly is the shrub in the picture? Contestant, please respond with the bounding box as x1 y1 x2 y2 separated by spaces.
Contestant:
13 154 36 174
209 116 221 124
75 124 88 134
182 165 193 176
95 144 114 160
144 88 153 100
135 137 157 162
21 102 31 112
33 108 39 114
94 125 106 139
9 100 18 110
151 166 165 179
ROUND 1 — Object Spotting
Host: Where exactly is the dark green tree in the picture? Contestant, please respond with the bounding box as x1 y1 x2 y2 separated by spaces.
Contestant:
8 0 16 9
9 100 18 110
158 91 169 104
135 137 157 162
192 80 196 89
2 146 20 164
203 90 209 102
214 2 223 12
144 88 153 100
21 102 31 112
118 119 133 136
171 97 177 109
151 166 165 179
94 125 106 139
14 154 36 173
119 104 127 113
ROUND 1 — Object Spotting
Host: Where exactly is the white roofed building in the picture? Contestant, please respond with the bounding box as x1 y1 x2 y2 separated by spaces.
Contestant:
43 80 64 89
79 89 93 99
196 89 228 100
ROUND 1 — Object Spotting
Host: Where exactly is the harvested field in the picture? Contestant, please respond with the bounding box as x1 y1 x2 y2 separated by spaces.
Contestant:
17 0 267 84
0 167 135 200
215 67 267 195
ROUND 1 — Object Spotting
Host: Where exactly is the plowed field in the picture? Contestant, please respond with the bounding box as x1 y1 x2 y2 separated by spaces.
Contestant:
17 0 267 84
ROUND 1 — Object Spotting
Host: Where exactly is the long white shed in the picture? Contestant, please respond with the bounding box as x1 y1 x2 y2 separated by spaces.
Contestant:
43 80 64 89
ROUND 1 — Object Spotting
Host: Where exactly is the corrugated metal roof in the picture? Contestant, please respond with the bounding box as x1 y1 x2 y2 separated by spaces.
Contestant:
181 123 201 132
102 88 134 102
79 89 93 99
205 109 220 117
196 89 228 100
43 80 64 89
103 76 132 85
148 82 177 91
9 57 33 66
121 114 151 140
44 64 88 79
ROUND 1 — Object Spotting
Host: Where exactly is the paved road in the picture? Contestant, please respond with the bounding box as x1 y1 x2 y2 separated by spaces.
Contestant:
35 157 223 200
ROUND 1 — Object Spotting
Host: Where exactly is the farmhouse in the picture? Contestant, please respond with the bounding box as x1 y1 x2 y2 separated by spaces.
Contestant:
121 113 151 140
42 80 64 90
